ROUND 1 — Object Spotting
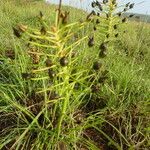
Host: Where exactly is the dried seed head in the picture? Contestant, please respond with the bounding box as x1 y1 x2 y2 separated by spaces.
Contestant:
13 27 21 38
96 19 100 24
99 42 107 51
117 12 122 17
99 50 107 58
103 0 108 4
93 26 97 31
22 73 32 80
115 33 119 37
91 10 96 15
106 34 109 38
97 12 100 16
124 8 128 12
114 3 118 7
91 84 100 93
95 0 99 5
32 54 40 64
99 43 107 58
88 36 94 47
62 11 69 24
106 13 110 19
48 69 55 78
40 26 46 35
60 57 68 66
129 3 134 9
91 1 96 8
113 24 118 29
93 61 102 71
45 59 53 67
5 50 15 60
122 17 127 23
126 2 130 7
97 3 103 11
74 113 83 124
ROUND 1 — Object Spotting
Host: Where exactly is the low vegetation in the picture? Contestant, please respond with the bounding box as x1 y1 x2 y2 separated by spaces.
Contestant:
0 0 150 149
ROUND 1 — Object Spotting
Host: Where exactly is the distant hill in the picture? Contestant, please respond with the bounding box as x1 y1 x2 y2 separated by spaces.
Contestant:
124 13 150 23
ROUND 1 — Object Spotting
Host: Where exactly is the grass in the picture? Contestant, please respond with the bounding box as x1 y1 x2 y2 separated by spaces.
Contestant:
0 0 150 149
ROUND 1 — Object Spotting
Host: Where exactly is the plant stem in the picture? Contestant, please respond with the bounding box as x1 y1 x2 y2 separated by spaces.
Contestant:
56 67 70 140
57 0 62 25
107 0 115 41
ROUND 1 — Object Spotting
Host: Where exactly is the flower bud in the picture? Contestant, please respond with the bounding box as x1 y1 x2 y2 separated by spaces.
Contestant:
91 84 100 93
96 19 100 24
114 24 118 30
91 2 96 8
129 3 134 9
48 69 55 78
115 33 119 37
99 42 107 51
13 27 21 38
22 73 32 80
60 57 68 66
126 2 130 7
122 18 127 23
99 50 107 58
93 26 97 31
45 59 53 67
93 61 102 71
40 26 46 35
117 12 122 17
88 36 94 47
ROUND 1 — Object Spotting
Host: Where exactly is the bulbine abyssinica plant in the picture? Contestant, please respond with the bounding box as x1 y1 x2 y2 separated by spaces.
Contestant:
1 5 94 149
87 0 135 51
85 0 135 101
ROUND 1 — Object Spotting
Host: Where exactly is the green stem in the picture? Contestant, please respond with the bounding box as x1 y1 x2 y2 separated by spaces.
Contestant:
57 0 62 26
56 67 69 140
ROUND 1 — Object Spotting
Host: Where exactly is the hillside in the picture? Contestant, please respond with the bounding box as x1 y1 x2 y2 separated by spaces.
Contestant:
124 12 150 23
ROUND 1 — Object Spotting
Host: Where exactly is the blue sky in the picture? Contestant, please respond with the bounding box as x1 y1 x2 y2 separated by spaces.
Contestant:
47 0 150 15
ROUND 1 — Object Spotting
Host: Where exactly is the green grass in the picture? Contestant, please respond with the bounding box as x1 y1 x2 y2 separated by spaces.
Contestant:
0 0 150 150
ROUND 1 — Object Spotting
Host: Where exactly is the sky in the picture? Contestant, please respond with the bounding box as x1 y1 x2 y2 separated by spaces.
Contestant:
46 0 150 15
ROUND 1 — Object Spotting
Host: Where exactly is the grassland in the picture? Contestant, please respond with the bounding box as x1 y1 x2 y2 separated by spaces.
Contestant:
0 0 150 150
